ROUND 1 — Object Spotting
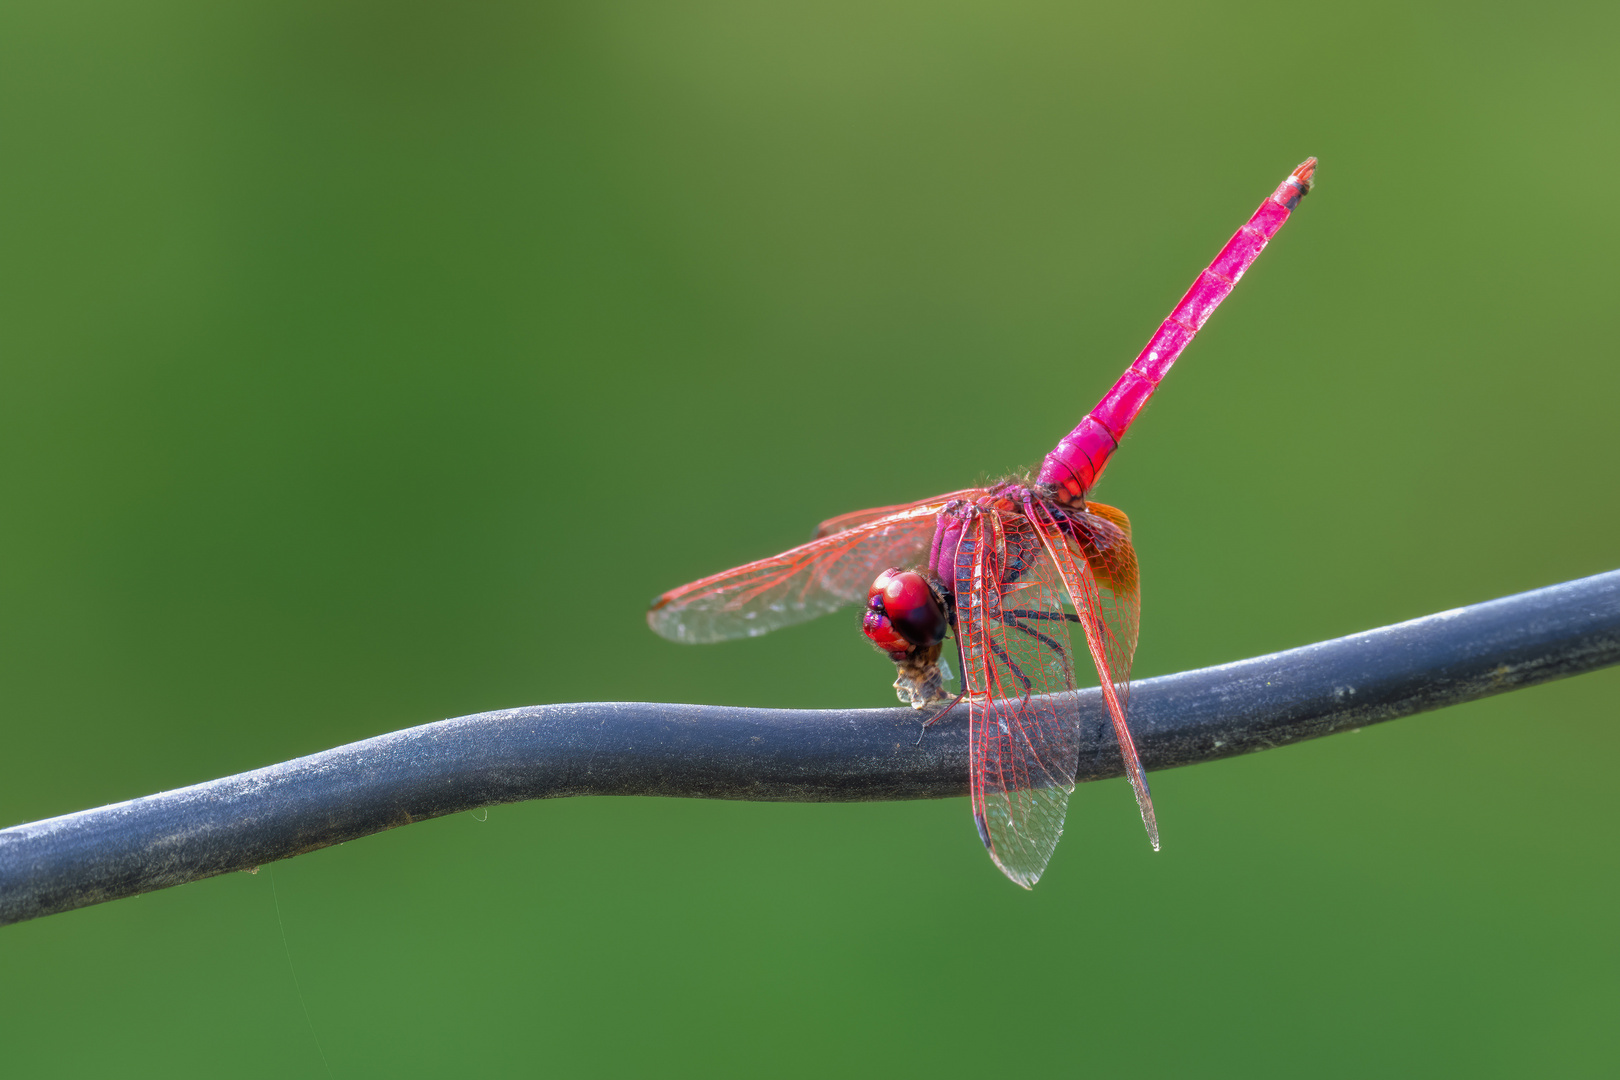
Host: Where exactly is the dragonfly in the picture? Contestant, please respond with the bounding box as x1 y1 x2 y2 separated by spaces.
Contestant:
649 159 1316 887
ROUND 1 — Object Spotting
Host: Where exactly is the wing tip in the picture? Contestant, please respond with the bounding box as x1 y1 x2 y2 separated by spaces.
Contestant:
645 605 698 644
1130 774 1161 852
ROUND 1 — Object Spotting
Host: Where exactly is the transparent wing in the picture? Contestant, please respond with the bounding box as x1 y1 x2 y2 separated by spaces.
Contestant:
953 506 1083 888
1029 500 1156 848
813 489 988 538
648 502 948 644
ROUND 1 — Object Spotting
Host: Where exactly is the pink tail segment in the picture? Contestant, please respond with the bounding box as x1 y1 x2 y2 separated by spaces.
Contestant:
1038 158 1317 503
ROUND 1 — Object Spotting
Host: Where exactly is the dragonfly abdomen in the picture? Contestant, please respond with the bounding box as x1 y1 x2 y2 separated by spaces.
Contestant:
1037 158 1317 504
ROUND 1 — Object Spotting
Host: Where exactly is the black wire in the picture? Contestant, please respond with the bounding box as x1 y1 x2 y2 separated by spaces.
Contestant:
3 570 1617 926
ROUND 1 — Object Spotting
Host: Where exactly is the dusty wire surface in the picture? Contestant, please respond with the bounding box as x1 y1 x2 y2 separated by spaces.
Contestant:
3 570 1618 926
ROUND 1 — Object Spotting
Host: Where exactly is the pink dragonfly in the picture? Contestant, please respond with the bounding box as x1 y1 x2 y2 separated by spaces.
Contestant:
650 159 1317 886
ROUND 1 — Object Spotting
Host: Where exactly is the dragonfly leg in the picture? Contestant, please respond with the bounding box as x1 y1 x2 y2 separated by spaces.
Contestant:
914 690 967 746
1003 610 1074 664
988 637 1034 696
998 610 1079 686
1000 608 1081 623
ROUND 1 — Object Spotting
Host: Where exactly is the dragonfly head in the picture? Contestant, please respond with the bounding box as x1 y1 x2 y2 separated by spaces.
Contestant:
863 569 954 709
863 568 948 659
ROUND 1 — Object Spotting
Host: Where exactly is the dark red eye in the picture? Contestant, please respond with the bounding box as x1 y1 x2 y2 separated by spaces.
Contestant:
863 568 948 652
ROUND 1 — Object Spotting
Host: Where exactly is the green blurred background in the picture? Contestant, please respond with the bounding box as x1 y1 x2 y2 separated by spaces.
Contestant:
2 0 1616 1075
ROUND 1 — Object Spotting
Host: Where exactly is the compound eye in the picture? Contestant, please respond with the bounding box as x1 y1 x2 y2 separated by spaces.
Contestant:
881 571 933 615
868 567 904 603
865 568 948 649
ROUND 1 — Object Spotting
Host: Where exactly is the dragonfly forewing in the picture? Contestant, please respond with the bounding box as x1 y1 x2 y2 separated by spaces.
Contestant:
648 504 947 643
812 488 988 539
